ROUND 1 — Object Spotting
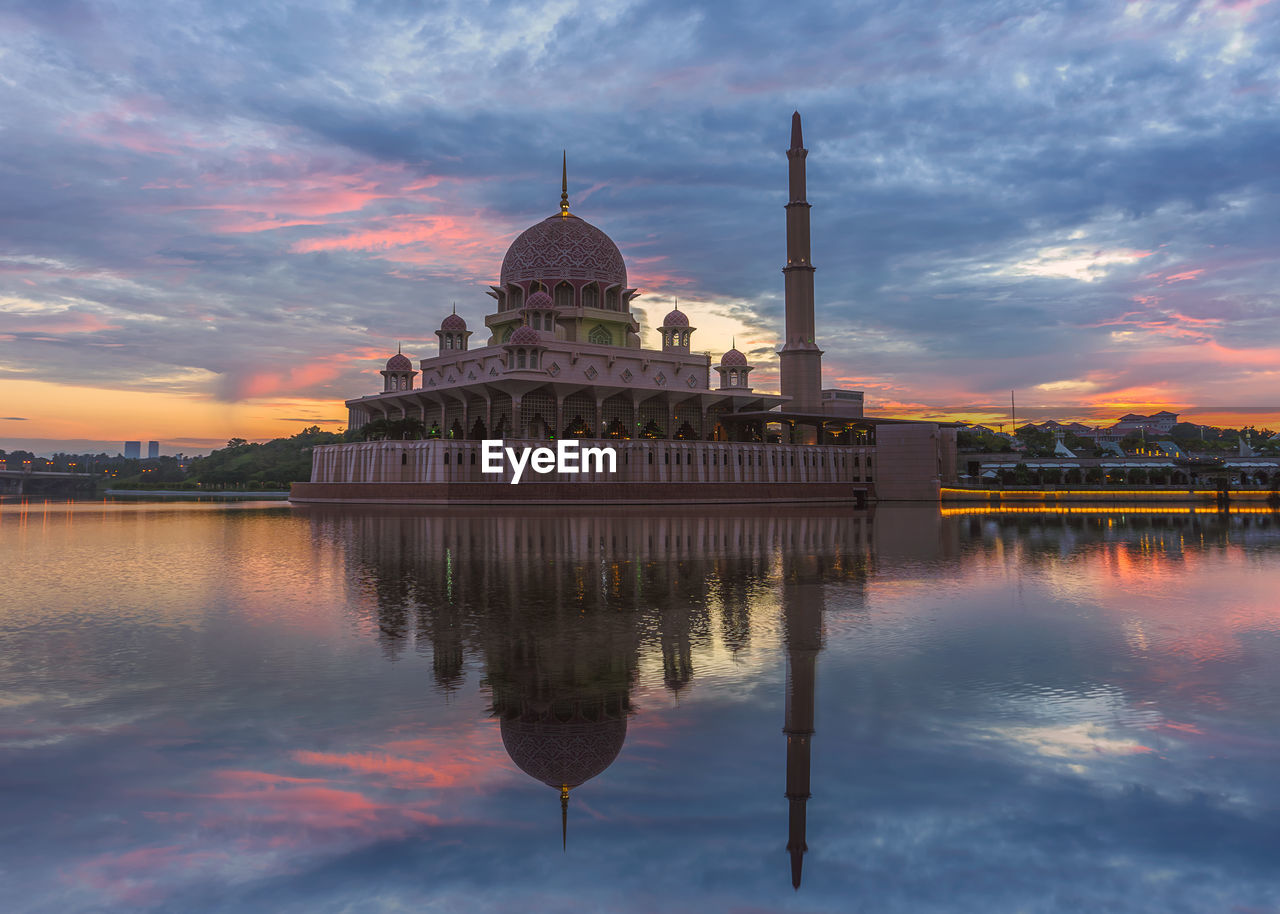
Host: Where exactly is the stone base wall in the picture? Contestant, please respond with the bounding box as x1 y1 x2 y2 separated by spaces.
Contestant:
290 480 870 506
873 424 945 501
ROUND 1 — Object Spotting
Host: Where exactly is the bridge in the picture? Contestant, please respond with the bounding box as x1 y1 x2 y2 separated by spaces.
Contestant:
0 469 98 497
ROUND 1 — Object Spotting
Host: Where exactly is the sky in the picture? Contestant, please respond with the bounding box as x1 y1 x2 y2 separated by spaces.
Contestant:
1 0 1278 455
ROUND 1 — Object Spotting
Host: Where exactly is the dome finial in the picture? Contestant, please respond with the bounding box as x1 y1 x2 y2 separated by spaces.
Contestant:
674 297 679 311
560 151 569 216
452 302 456 314
397 340 401 355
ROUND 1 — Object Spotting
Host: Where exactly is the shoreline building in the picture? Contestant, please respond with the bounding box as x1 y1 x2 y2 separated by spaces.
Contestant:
292 114 956 505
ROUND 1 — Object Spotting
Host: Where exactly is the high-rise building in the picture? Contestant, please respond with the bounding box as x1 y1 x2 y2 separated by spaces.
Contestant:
147 441 160 459
124 441 141 459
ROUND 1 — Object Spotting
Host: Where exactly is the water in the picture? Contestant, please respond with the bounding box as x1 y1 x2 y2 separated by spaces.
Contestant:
2 500 1279 913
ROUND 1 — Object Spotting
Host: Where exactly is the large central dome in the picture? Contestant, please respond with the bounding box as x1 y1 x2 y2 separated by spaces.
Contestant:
500 213 627 289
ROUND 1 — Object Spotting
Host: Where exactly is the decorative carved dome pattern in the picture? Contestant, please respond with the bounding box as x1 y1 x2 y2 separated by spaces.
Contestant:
500 715 628 789
385 353 413 370
720 348 748 367
662 309 689 327
501 215 627 289
523 290 556 311
508 325 541 345
440 312 467 330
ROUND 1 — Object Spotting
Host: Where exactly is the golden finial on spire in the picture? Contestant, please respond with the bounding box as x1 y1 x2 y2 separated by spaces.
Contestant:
560 151 569 216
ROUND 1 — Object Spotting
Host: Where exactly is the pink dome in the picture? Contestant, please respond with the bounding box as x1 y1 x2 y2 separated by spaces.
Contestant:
720 348 747 367
662 309 689 327
386 352 412 370
501 214 627 289
524 290 556 311
509 325 541 345
441 312 467 331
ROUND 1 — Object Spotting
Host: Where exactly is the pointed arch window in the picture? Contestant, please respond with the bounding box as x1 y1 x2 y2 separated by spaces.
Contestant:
728 369 738 385
517 350 527 369
555 282 574 310
588 325 612 346
582 283 599 309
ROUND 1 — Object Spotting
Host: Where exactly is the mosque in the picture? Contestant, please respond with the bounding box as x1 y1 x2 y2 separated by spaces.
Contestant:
290 113 956 504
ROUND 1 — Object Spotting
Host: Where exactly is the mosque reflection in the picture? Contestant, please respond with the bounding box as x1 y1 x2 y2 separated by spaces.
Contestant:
297 505 1278 890
302 507 898 889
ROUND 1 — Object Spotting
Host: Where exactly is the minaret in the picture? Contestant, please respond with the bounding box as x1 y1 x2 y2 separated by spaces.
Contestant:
779 111 824 413
782 555 824 890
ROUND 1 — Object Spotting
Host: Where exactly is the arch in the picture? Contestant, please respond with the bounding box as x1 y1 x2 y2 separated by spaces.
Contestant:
517 350 527 369
445 335 453 350
501 325 515 342
582 282 599 309
555 281 574 310
469 417 487 440
605 287 620 310
728 369 738 385
681 330 689 347
508 285 524 310
588 325 612 346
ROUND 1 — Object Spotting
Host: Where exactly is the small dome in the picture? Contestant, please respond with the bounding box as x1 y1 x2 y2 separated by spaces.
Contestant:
524 290 556 311
662 309 689 327
441 312 467 331
386 352 412 370
509 325 541 345
720 348 747 367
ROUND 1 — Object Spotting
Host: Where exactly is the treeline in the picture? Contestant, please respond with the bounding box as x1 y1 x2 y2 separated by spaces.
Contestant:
185 426 345 488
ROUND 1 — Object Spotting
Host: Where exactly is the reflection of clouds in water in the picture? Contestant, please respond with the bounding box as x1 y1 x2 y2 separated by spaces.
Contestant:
4 506 1280 911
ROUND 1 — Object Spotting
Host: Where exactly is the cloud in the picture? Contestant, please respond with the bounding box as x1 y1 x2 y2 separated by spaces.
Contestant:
0 0 1277 436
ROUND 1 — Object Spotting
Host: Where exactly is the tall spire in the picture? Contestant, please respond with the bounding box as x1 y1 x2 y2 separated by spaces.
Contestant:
560 151 570 216
560 785 570 851
779 110 824 415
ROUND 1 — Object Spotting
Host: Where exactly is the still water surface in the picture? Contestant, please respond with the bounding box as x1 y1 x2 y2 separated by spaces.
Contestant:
2 501 1279 913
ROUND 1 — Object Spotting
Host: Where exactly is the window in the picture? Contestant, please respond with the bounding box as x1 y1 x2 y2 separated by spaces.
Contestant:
501 326 514 342
588 325 611 346
445 335 453 350
681 331 689 347
728 369 738 385
555 282 573 310
606 287 619 310
517 350 527 369
582 283 598 309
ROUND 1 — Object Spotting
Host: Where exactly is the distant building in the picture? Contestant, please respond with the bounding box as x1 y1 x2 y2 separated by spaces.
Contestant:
1112 411 1178 435
124 441 141 459
147 441 160 459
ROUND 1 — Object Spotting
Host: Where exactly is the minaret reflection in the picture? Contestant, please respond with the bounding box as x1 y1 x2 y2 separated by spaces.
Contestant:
781 553 825 890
